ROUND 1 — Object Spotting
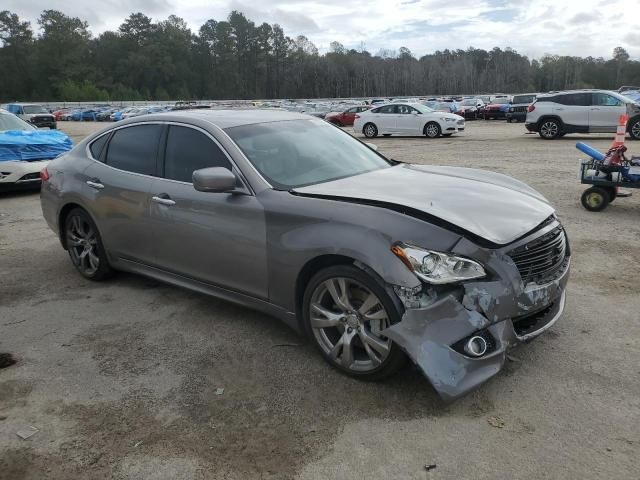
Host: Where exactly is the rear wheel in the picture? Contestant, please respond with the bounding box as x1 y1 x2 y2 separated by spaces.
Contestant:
424 121 441 138
363 123 378 138
302 265 406 380
539 119 561 139
581 187 610 212
64 208 113 280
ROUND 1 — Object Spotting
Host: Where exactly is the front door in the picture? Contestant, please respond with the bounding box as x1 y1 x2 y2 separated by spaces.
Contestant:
395 104 420 135
589 92 627 132
149 124 268 299
82 123 162 265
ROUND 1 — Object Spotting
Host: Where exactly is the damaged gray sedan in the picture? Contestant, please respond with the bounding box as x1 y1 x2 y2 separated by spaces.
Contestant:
40 110 570 401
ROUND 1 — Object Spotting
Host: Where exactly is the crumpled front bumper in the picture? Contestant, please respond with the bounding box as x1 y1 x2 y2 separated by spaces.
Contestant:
381 234 570 402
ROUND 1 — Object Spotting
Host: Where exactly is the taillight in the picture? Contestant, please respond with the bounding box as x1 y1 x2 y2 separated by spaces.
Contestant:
527 104 535 113
40 167 49 181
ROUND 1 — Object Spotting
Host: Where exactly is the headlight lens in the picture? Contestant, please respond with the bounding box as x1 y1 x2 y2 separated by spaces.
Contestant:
443 117 457 122
391 243 486 284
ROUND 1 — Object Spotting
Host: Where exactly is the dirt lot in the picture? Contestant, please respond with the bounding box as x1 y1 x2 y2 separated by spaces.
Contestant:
1 120 639 479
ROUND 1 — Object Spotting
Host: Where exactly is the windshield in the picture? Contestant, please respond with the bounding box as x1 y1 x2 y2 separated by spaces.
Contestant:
226 119 391 189
23 105 49 114
492 98 510 104
0 113 36 131
461 99 477 106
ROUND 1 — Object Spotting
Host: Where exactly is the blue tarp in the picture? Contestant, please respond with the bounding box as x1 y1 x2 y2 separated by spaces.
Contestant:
0 130 73 162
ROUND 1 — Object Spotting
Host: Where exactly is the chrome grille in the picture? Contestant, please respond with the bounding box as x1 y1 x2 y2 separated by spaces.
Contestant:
508 226 567 283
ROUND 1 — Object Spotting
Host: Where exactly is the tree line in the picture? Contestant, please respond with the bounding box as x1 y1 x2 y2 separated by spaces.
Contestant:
1 9 639 102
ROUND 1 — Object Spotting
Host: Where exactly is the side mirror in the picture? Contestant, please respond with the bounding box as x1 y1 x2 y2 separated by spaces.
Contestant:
364 142 378 151
411 110 418 115
193 167 237 193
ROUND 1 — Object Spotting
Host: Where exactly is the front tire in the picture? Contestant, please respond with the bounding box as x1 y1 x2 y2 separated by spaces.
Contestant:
629 118 640 140
302 265 406 380
424 121 441 138
581 187 610 212
64 208 113 280
539 119 561 139
363 123 378 138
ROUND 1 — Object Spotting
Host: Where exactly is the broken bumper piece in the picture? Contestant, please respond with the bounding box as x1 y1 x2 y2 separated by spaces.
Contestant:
382 260 569 402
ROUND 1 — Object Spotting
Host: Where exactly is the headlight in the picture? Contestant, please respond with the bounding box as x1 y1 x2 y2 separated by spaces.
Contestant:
442 117 457 123
391 243 486 284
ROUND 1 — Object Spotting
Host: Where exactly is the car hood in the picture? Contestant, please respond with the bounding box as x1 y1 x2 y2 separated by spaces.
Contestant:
293 164 554 245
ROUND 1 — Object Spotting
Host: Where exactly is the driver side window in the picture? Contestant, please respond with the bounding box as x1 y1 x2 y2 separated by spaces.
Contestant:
593 93 622 107
164 126 232 183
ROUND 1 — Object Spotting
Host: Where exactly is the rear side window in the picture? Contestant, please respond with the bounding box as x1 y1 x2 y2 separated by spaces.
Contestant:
105 124 162 175
377 105 398 114
557 93 590 106
89 134 109 160
163 126 232 183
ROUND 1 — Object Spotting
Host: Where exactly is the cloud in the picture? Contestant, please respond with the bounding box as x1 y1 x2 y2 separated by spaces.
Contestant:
2 0 638 59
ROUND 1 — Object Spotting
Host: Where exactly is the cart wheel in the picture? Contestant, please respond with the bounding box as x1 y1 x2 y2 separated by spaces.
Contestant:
604 187 617 203
581 187 610 212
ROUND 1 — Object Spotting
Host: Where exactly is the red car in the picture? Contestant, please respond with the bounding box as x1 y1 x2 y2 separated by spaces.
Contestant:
52 109 71 121
325 105 372 126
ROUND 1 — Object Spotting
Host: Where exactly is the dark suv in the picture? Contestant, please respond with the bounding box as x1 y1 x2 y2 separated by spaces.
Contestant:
506 94 537 123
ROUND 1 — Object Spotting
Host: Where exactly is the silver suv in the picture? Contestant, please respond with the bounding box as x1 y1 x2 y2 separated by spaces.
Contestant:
525 90 640 140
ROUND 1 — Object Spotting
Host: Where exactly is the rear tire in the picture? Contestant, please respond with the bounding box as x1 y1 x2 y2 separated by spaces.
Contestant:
424 121 441 138
302 265 406 381
539 119 561 139
64 208 113 280
581 187 610 212
363 123 378 138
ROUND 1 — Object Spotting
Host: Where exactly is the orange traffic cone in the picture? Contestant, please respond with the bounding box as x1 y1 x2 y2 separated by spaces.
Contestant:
610 114 628 148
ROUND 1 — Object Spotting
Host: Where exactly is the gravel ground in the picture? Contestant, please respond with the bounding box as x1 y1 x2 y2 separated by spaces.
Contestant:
1 120 639 479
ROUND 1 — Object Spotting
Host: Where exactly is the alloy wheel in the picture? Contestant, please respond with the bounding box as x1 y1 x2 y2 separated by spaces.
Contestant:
425 122 440 138
309 277 391 372
631 120 640 140
540 121 559 138
363 124 377 138
66 214 100 276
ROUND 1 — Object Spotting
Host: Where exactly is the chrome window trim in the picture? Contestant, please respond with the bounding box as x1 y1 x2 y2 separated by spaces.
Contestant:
84 120 254 195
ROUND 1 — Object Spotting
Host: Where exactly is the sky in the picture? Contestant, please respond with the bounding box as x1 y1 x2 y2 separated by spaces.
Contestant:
8 0 640 59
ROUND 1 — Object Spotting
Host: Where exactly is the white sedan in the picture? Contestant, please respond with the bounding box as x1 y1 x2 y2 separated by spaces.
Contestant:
353 102 465 138
0 109 71 191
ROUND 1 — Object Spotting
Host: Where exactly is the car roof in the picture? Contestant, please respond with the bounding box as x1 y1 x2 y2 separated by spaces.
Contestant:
123 108 314 129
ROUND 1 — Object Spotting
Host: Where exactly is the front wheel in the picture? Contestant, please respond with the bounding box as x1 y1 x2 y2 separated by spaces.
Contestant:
363 123 378 138
629 118 640 140
302 265 406 380
424 121 441 138
64 208 113 280
581 187 610 212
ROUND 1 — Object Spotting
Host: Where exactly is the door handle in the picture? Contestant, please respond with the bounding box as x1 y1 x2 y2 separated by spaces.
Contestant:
591 108 600 110
86 180 104 189
152 195 176 206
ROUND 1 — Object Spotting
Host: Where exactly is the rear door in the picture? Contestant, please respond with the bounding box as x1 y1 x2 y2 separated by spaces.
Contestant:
553 93 590 130
148 124 268 298
372 104 399 133
342 107 358 125
589 92 626 132
82 123 162 265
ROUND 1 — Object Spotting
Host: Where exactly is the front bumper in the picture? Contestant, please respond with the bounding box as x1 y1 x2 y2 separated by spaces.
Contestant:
382 229 570 402
506 112 527 121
